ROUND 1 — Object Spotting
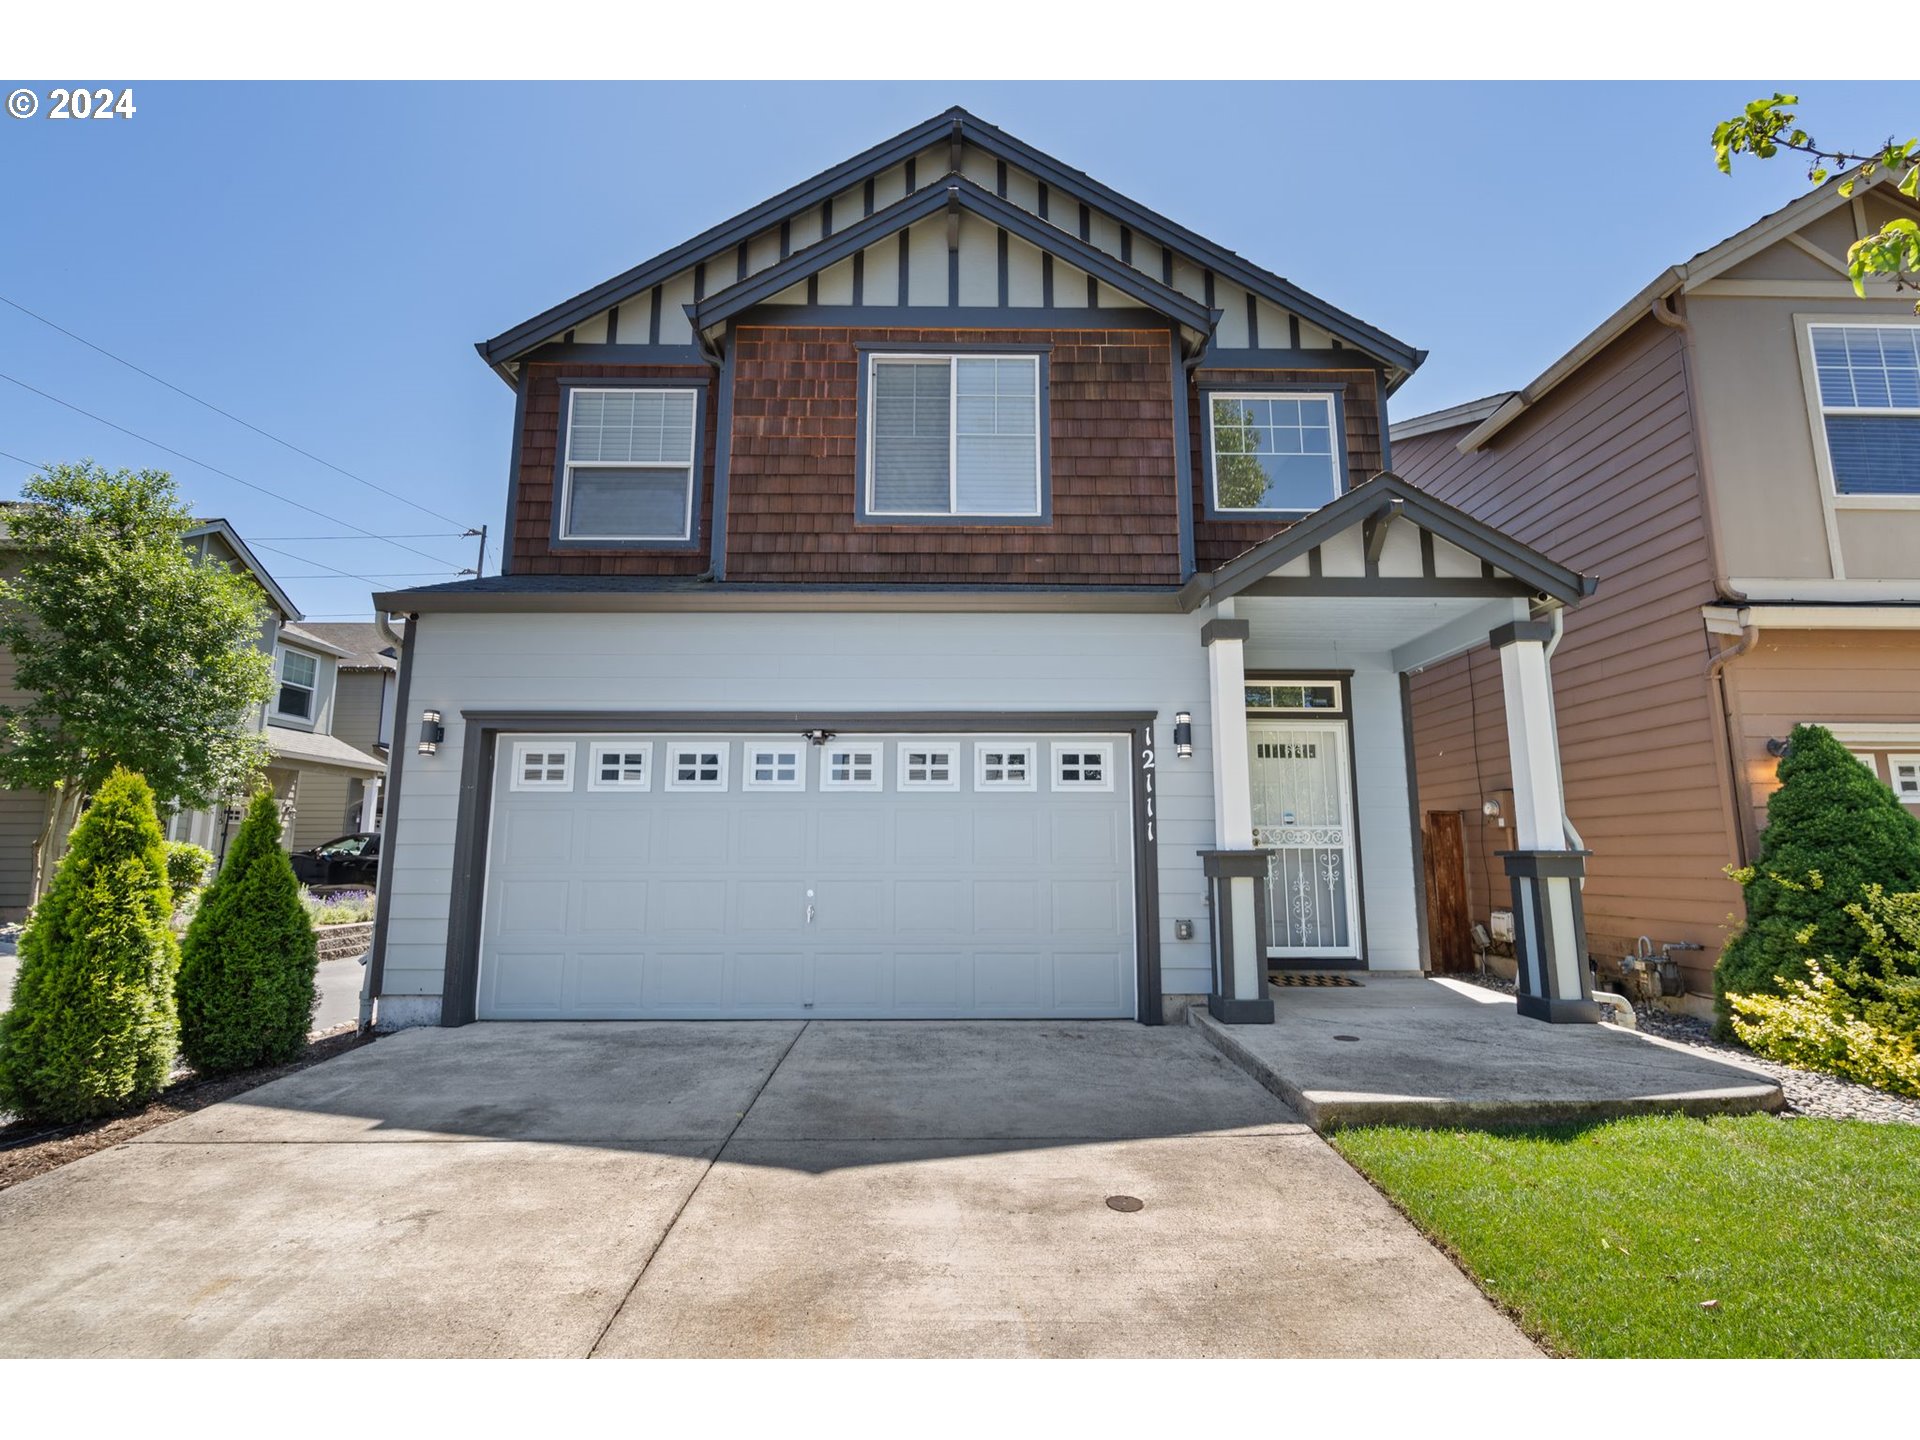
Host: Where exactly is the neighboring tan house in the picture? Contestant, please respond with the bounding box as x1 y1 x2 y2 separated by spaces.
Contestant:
362 108 1604 1032
0 516 300 910
1392 172 1920 998
263 622 390 852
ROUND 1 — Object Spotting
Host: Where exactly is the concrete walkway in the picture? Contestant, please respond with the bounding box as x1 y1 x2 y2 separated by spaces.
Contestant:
1194 977 1784 1132
0 1020 1535 1359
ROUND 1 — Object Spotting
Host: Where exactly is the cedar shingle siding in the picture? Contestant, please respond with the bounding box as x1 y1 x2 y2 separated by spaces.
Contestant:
728 325 1178 584
511 362 717 576
509 332 1381 583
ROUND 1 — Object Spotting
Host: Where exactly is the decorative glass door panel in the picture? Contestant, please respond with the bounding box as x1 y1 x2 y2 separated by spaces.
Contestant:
1248 722 1359 957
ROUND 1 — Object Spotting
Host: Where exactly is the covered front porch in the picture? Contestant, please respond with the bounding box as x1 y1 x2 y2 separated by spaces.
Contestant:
1185 473 1602 1027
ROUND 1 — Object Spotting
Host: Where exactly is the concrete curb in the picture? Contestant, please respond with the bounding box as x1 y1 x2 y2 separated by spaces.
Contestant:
1186 1004 1785 1133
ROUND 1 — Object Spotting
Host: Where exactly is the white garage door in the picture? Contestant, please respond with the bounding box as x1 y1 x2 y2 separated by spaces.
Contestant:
475 731 1136 1020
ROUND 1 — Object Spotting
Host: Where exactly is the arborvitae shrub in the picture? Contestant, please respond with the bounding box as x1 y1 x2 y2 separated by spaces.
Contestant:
1716 723 1920 1033
176 790 317 1074
0 768 179 1122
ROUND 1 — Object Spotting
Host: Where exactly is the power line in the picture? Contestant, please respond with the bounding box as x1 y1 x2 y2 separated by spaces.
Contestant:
0 371 466 570
0 293 476 530
275 571 461 580
249 533 468 542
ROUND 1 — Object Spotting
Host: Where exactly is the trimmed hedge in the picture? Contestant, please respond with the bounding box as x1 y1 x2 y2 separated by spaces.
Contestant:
1716 723 1920 1034
0 768 180 1122
175 790 318 1074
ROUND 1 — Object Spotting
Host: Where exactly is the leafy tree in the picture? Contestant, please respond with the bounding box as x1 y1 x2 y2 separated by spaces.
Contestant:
176 789 317 1074
1713 95 1920 309
0 461 274 899
1716 724 1920 1033
0 767 179 1122
163 841 216 909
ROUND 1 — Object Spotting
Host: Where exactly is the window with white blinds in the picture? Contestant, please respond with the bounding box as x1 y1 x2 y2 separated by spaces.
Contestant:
866 354 1043 516
1808 324 1920 496
560 387 699 540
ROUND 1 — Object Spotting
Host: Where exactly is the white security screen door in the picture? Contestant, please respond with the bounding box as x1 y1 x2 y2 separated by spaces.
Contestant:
1248 722 1359 957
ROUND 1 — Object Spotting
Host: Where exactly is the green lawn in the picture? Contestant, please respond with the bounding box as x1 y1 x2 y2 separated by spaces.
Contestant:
1331 1115 1920 1357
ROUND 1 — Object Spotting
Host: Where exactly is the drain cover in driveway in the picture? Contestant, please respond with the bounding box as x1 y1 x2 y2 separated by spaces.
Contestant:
1105 1195 1144 1213
1270 973 1363 987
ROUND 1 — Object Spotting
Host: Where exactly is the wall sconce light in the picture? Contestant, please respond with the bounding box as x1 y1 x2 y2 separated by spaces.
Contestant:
1766 736 1792 758
1173 711 1193 760
417 709 445 756
801 727 837 747
1481 798 1503 826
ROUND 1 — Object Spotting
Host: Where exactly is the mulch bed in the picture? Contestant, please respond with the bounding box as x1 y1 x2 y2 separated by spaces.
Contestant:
0 1024 376 1193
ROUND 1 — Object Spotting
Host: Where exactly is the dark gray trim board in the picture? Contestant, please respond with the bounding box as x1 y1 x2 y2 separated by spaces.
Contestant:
497 381 528 577
1199 618 1251 646
1241 577 1541 600
1491 619 1556 648
438 708 1165 1027
725 303 1175 331
1167 327 1196 580
365 613 421 1006
546 376 710 554
709 336 736 578
371 582 1186 615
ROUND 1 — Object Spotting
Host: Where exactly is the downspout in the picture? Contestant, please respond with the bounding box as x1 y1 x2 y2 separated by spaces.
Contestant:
1650 292 1757 874
1539 608 1586 864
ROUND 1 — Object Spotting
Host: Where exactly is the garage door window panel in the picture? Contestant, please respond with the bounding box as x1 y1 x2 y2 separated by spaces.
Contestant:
975 742 1038 791
744 746 805 791
822 745 883 791
1051 742 1115 791
511 742 575 792
666 745 729 791
587 742 653 792
898 743 960 791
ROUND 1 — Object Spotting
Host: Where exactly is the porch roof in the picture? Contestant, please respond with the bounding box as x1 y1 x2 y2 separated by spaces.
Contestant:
1178 472 1597 613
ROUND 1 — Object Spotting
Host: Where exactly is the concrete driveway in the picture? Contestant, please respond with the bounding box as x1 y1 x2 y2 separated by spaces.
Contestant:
0 1020 1534 1358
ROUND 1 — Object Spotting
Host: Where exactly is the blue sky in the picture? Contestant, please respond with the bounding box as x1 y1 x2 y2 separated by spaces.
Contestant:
1 80 1912 618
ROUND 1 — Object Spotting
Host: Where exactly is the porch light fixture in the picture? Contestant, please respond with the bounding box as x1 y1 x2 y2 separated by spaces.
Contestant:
1766 736 1792 758
801 727 837 747
417 709 445 757
1173 712 1194 760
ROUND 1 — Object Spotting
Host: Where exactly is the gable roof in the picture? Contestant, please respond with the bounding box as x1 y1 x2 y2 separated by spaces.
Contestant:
1455 168 1920 452
477 106 1422 378
292 620 400 671
1387 392 1514 444
1180 472 1596 610
688 175 1216 334
184 519 302 622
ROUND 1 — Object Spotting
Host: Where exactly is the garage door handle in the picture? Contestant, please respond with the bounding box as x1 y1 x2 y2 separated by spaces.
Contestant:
806 902 815 926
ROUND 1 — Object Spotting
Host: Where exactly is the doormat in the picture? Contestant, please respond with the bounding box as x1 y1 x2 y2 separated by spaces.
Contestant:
1269 972 1363 988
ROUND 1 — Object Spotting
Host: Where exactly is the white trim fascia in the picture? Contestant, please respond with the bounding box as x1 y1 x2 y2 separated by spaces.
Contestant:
1727 580 1920 605
1740 604 1920 630
1387 393 1514 444
1819 724 1920 747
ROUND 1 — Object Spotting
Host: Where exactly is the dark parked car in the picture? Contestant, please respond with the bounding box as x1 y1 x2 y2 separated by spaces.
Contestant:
290 832 380 887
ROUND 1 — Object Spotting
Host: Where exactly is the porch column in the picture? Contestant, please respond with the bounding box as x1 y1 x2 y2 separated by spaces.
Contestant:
1201 608 1273 1023
364 776 383 832
1492 620 1602 1024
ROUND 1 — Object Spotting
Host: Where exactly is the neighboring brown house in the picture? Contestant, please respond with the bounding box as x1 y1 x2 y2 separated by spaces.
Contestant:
1393 172 1920 997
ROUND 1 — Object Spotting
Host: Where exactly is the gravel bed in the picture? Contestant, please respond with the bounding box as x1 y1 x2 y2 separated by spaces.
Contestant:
1452 969 1920 1127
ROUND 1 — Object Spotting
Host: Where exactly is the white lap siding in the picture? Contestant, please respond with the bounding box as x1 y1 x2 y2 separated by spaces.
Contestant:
377 611 1221 1019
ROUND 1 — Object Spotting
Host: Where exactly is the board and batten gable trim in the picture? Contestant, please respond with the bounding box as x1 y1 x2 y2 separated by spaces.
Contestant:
365 613 421 1007
437 709 1164 1026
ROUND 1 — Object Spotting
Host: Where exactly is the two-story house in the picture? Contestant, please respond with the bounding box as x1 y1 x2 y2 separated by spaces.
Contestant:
364 109 1601 1032
1392 172 1920 999
263 622 391 852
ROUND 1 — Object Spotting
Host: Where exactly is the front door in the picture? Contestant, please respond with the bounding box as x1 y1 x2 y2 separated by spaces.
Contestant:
1248 721 1360 959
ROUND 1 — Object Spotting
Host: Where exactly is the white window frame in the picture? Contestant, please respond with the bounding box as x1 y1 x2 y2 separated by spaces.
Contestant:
510 741 575 792
586 741 654 792
664 743 730 792
974 741 1038 792
896 742 961 792
864 353 1043 518
820 744 884 792
1205 390 1343 516
274 647 319 722
1243 680 1344 714
1889 754 1920 803
558 385 699 543
1050 742 1115 792
742 744 806 792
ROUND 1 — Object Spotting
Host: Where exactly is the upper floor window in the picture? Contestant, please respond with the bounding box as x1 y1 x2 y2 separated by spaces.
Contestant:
1207 391 1344 515
276 649 317 720
1808 324 1920 496
560 386 699 542
864 354 1044 519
